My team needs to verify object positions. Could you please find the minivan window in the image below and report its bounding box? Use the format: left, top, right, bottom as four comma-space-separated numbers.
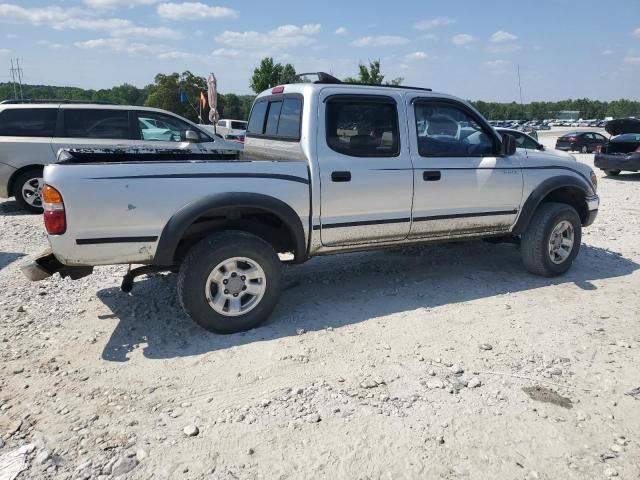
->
64, 109, 129, 139
137, 111, 209, 142
325, 97, 399, 157
0, 108, 57, 137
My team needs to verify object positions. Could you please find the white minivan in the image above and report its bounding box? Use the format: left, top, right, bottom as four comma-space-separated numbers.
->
0, 102, 241, 212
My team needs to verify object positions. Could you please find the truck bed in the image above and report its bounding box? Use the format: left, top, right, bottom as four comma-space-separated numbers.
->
45, 151, 311, 266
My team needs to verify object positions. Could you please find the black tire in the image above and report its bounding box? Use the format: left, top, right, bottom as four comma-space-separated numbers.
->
13, 168, 44, 214
604, 169, 621, 177
521, 202, 582, 277
177, 230, 283, 334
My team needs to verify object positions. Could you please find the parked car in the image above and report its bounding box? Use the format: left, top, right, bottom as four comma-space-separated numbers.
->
555, 131, 608, 153
0, 103, 241, 212
22, 74, 599, 334
594, 118, 640, 176
215, 119, 247, 143
496, 128, 575, 161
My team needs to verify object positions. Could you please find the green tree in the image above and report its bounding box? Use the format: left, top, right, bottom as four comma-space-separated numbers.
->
144, 71, 208, 123
344, 59, 385, 84
250, 57, 297, 94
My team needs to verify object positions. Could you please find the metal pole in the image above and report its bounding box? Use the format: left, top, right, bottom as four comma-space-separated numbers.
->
517, 64, 524, 120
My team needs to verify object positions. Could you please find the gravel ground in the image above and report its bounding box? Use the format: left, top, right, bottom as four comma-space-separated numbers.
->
1, 129, 639, 479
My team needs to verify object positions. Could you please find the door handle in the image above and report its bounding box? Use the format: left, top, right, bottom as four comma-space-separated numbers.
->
423, 171, 441, 181
331, 171, 351, 182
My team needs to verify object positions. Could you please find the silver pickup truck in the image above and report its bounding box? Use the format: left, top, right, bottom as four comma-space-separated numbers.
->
23, 74, 600, 333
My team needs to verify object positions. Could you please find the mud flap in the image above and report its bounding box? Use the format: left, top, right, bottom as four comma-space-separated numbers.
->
20, 249, 93, 281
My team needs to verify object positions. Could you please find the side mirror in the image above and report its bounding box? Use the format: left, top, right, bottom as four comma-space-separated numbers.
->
500, 133, 517, 156
185, 130, 199, 142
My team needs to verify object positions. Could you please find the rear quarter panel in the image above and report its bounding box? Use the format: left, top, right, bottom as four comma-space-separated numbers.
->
44, 160, 310, 265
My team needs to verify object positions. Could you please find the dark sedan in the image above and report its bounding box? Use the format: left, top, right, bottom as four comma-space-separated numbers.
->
555, 131, 608, 153
594, 118, 640, 176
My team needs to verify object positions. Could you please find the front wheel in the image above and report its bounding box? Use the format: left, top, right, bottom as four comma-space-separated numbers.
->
521, 203, 582, 277
13, 168, 44, 213
177, 231, 283, 334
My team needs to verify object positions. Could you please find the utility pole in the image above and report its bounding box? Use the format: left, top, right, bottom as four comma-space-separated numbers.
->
517, 64, 524, 120
9, 58, 24, 100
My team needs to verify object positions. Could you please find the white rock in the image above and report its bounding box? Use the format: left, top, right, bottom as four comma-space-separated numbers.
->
468, 377, 482, 388
183, 425, 199, 437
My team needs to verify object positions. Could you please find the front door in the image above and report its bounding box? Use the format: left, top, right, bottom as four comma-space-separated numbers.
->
318, 89, 414, 246
407, 97, 523, 238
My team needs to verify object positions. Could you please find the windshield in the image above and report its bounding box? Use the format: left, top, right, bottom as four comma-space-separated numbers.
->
230, 121, 247, 130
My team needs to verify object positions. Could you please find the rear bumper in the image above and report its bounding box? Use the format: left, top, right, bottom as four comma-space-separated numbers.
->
20, 249, 93, 281
594, 152, 640, 171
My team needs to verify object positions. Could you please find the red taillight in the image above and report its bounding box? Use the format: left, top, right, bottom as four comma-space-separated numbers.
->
568, 137, 577, 143
42, 184, 66, 235
271, 86, 284, 94
635, 145, 640, 153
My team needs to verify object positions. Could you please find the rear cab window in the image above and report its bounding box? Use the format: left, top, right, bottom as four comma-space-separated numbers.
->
0, 108, 58, 137
246, 95, 302, 141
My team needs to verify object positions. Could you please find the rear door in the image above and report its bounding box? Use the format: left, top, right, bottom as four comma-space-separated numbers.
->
407, 97, 523, 238
0, 107, 58, 168
51, 108, 135, 157
317, 89, 414, 246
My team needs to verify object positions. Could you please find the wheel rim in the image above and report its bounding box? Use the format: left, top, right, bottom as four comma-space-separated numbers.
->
204, 257, 267, 317
21, 177, 44, 207
548, 220, 574, 264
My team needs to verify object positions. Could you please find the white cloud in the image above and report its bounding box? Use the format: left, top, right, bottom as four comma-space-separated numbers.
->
0, 4, 134, 32
83, 0, 158, 9
420, 33, 438, 41
157, 50, 196, 59
634, 28, 640, 38
335, 26, 347, 35
483, 59, 509, 69
452, 34, 474, 45
75, 37, 164, 54
351, 35, 409, 47
624, 56, 640, 65
414, 17, 455, 31
37, 40, 64, 49
111, 26, 182, 39
406, 51, 429, 61
157, 2, 238, 20
487, 44, 521, 54
216, 24, 322, 50
0, 48, 9, 55
490, 30, 517, 43
212, 48, 242, 57
602, 49, 614, 55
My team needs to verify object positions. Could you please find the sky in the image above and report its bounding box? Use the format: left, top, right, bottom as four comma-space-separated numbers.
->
1, 0, 639, 101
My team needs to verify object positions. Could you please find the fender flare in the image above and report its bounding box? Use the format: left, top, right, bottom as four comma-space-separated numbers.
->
153, 192, 307, 265
512, 175, 592, 235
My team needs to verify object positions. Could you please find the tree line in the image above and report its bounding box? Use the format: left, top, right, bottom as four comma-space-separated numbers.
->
1, 58, 638, 122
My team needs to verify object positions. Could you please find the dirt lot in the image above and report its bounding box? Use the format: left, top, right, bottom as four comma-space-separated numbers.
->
1, 130, 639, 479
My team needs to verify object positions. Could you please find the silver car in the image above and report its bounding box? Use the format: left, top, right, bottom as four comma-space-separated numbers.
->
0, 102, 241, 212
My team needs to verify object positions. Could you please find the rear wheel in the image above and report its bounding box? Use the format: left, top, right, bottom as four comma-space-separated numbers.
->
13, 168, 44, 214
177, 231, 283, 334
521, 202, 582, 277
604, 169, 621, 176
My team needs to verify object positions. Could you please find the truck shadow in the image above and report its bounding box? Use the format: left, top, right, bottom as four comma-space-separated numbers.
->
601, 173, 640, 182
97, 241, 638, 362
0, 200, 35, 217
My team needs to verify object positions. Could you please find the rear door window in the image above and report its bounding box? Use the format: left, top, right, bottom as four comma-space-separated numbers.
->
325, 96, 399, 157
64, 109, 130, 139
0, 108, 57, 137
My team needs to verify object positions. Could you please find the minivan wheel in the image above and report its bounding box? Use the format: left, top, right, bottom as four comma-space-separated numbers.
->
521, 202, 582, 277
14, 169, 45, 214
177, 230, 283, 334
